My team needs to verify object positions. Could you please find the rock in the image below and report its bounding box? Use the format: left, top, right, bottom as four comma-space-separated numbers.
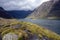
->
10, 24, 22, 29
3, 33, 18, 40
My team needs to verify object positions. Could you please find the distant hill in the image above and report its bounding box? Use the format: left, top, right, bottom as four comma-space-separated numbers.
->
0, 7, 32, 19
0, 7, 13, 19
7, 10, 32, 19
27, 0, 60, 19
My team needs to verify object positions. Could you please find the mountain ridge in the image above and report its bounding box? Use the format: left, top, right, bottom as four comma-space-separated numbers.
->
0, 7, 33, 19
27, 0, 60, 19
0, 7, 13, 19
7, 10, 32, 19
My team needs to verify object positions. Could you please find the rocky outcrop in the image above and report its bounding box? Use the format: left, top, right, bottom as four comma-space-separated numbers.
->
3, 33, 18, 40
27, 0, 60, 19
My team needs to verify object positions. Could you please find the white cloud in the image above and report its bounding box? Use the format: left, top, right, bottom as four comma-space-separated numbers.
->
0, 0, 50, 10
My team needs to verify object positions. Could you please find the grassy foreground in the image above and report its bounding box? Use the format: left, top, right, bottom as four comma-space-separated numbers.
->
0, 18, 60, 40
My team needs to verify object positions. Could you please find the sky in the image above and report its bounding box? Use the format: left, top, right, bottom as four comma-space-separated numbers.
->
0, 0, 50, 10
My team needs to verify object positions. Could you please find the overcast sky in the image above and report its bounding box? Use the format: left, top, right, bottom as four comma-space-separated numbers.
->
0, 0, 50, 10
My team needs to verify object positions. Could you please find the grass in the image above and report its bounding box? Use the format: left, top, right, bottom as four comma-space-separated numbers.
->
0, 19, 60, 40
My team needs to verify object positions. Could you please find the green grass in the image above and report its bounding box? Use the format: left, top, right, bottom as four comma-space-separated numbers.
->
0, 20, 60, 40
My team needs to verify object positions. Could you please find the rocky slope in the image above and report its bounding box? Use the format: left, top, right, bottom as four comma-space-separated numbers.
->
27, 0, 60, 19
0, 7, 13, 19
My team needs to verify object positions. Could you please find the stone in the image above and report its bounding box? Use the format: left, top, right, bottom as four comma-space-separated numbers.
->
3, 33, 18, 40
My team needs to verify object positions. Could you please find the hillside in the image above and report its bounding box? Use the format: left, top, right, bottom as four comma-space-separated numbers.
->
27, 0, 60, 19
0, 18, 60, 40
7, 10, 32, 19
0, 7, 32, 19
0, 7, 13, 19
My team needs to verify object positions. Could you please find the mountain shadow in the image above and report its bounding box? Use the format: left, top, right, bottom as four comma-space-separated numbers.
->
6, 10, 32, 19
47, 0, 60, 19
0, 7, 13, 19
0, 7, 33, 19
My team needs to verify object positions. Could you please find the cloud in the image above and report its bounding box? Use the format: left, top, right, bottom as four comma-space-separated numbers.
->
0, 0, 50, 10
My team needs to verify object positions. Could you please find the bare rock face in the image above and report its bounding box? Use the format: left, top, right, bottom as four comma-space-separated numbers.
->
3, 33, 18, 40
27, 0, 60, 19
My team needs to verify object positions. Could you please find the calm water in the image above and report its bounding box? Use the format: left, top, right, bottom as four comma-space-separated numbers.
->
19, 19, 60, 34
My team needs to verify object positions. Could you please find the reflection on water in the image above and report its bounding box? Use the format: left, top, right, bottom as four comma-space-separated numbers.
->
19, 19, 60, 34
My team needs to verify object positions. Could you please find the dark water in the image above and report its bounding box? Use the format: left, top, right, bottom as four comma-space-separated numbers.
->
19, 19, 60, 34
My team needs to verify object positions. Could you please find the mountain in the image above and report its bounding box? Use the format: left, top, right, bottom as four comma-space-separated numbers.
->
0, 7, 13, 19
7, 10, 32, 19
47, 0, 60, 19
27, 0, 60, 19
0, 7, 32, 19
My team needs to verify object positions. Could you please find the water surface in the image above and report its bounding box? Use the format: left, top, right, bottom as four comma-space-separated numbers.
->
19, 19, 60, 34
